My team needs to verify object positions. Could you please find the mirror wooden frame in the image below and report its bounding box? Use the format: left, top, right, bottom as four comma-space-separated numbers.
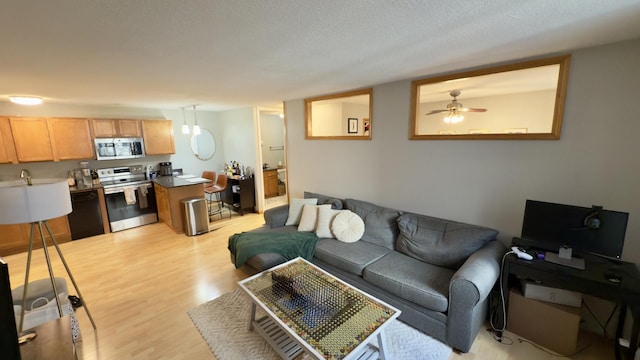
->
305, 88, 373, 140
409, 55, 571, 140
190, 128, 216, 161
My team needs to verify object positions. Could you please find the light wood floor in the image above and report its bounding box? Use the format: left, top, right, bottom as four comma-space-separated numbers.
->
4, 214, 615, 359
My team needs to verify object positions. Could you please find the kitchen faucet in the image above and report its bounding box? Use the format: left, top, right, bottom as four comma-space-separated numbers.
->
19, 169, 32, 185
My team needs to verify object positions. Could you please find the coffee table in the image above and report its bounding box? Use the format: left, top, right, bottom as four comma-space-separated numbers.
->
238, 257, 400, 360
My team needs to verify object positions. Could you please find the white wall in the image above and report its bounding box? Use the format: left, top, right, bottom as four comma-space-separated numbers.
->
311, 102, 369, 136
218, 107, 259, 176
419, 90, 556, 134
285, 39, 640, 263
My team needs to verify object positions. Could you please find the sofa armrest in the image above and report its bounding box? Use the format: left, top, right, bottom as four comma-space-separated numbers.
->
264, 204, 290, 228
447, 240, 506, 352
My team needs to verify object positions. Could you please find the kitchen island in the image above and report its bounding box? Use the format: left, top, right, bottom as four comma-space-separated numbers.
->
152, 176, 211, 234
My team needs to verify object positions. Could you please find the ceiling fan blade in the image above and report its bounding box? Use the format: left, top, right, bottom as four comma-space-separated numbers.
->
460, 108, 487, 113
426, 109, 448, 115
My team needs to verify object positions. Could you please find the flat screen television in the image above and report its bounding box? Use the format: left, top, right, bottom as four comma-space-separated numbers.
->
520, 200, 629, 259
0, 257, 21, 359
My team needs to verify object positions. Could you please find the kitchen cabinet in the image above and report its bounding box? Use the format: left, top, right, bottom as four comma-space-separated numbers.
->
263, 169, 279, 198
154, 184, 171, 228
142, 120, 175, 155
118, 119, 142, 137
9, 117, 55, 162
0, 117, 18, 164
153, 181, 203, 233
8, 117, 94, 162
0, 216, 71, 257
91, 118, 142, 137
48, 118, 95, 160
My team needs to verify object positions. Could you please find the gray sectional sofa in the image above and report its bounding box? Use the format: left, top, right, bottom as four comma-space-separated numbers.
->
231, 192, 505, 352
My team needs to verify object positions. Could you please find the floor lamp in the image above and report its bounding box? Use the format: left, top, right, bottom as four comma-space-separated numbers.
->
0, 177, 96, 333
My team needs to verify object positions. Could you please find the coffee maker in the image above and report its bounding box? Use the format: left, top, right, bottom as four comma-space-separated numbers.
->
159, 162, 173, 176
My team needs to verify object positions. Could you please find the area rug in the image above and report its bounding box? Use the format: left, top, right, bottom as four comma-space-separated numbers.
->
188, 289, 452, 360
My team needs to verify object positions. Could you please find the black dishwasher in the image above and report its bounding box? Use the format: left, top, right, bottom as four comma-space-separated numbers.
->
69, 190, 105, 240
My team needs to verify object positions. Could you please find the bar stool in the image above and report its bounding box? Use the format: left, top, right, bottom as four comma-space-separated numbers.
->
209, 174, 229, 219
202, 171, 216, 216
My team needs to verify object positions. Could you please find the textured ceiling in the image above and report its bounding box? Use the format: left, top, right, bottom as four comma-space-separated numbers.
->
1, 1, 640, 111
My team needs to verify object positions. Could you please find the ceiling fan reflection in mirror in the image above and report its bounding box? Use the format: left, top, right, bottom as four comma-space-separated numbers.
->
426, 89, 487, 123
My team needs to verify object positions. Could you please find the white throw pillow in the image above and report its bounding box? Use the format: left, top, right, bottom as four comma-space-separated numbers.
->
331, 211, 365, 243
285, 198, 318, 226
298, 204, 330, 231
315, 206, 343, 238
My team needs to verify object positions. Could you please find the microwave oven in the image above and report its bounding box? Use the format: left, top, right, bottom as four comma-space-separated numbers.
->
95, 138, 145, 160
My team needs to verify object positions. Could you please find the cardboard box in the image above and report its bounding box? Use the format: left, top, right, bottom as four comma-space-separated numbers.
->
522, 280, 582, 307
507, 288, 581, 355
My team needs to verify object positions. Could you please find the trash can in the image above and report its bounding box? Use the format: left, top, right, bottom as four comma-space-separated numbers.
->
181, 197, 209, 236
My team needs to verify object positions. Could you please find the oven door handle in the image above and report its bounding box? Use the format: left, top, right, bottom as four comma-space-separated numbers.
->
103, 183, 152, 195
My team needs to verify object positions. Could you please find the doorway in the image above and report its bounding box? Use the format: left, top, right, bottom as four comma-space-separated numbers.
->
258, 107, 288, 211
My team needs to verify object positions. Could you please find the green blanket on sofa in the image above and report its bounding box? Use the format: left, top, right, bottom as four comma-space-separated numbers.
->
228, 231, 319, 269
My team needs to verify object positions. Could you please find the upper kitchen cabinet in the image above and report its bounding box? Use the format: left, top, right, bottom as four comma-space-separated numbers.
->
0, 117, 18, 164
142, 120, 175, 155
48, 118, 95, 160
9, 117, 55, 162
91, 118, 142, 137
8, 117, 94, 162
118, 119, 142, 137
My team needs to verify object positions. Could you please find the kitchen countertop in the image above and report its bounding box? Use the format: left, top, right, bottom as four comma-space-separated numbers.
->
152, 175, 211, 188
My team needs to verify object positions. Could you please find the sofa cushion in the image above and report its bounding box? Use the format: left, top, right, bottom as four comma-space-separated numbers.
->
331, 211, 365, 243
396, 213, 498, 269
313, 238, 391, 276
304, 191, 343, 210
343, 198, 402, 249
285, 198, 318, 226
363, 251, 455, 312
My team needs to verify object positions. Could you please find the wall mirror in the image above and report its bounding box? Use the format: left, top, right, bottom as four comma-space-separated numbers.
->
305, 88, 372, 140
191, 129, 216, 160
410, 55, 571, 140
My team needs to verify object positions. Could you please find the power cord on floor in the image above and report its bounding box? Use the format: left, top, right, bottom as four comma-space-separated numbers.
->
488, 250, 516, 344
486, 327, 513, 345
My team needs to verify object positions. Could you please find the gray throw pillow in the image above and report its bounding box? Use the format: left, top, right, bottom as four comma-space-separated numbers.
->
343, 198, 402, 249
304, 191, 343, 210
396, 213, 498, 269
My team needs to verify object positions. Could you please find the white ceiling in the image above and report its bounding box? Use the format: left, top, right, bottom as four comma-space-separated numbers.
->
1, 1, 640, 111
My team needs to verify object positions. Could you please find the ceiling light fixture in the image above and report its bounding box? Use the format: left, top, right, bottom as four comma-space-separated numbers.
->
443, 109, 464, 124
9, 96, 43, 106
192, 105, 201, 136
181, 107, 190, 134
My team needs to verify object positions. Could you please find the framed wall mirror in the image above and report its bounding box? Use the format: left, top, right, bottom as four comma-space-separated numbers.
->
410, 55, 571, 140
305, 88, 372, 140
191, 129, 216, 160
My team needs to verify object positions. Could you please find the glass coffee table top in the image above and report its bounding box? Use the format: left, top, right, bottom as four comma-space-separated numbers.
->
239, 258, 399, 359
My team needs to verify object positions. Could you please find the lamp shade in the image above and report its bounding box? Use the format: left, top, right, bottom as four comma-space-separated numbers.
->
0, 179, 72, 224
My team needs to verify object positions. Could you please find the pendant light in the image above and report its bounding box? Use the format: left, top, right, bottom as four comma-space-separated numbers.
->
181, 107, 190, 134
192, 105, 201, 135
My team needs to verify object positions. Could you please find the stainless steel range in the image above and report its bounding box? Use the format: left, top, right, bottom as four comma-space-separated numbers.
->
97, 165, 158, 232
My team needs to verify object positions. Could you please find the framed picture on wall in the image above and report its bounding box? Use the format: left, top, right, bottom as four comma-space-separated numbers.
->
348, 118, 358, 133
